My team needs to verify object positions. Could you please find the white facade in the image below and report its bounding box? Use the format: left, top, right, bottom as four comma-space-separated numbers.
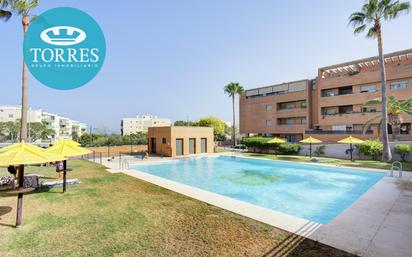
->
121, 115, 171, 135
0, 105, 87, 142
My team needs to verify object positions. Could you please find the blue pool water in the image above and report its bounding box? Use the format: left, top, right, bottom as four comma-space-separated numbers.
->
131, 156, 385, 224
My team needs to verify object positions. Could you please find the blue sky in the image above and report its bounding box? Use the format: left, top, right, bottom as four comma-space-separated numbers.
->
1, 0, 411, 133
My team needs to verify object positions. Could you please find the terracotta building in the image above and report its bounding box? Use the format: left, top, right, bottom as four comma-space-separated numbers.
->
240, 48, 412, 142
148, 126, 214, 157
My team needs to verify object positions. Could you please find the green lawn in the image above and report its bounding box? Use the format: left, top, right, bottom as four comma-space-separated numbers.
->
242, 152, 412, 171
0, 160, 355, 257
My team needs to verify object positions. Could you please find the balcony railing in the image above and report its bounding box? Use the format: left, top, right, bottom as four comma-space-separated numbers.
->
321, 92, 353, 97
305, 130, 373, 135
321, 111, 381, 117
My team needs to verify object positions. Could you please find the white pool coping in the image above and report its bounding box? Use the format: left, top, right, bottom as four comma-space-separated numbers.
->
100, 154, 412, 257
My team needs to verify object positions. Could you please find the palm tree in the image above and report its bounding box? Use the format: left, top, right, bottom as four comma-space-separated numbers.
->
363, 96, 412, 141
349, 0, 411, 162
2, 0, 39, 142
224, 82, 244, 147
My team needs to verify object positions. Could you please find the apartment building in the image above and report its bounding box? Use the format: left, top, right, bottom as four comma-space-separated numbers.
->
121, 115, 171, 136
240, 80, 311, 142
0, 105, 88, 142
240, 48, 412, 142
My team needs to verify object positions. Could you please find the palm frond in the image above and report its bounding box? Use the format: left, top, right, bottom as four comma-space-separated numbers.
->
348, 12, 366, 27
362, 114, 381, 133
366, 27, 378, 38
354, 24, 368, 34
0, 9, 11, 20
364, 98, 382, 105
386, 1, 411, 19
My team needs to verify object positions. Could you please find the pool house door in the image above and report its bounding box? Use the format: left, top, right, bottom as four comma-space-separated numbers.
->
151, 137, 157, 154
176, 139, 184, 156
201, 138, 207, 153
189, 138, 196, 154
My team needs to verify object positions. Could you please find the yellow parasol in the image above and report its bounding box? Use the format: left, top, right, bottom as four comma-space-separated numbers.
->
300, 136, 323, 158
0, 141, 64, 166
0, 142, 46, 154
267, 137, 287, 144
338, 136, 364, 161
45, 140, 92, 193
0, 141, 66, 227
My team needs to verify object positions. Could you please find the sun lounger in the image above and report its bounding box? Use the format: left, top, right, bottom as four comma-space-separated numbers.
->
42, 179, 80, 189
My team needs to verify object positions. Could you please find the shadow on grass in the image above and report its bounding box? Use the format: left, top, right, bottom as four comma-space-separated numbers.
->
0, 206, 14, 228
261, 222, 357, 257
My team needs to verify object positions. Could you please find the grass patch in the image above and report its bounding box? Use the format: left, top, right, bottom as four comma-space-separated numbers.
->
0, 160, 356, 256
243, 152, 412, 171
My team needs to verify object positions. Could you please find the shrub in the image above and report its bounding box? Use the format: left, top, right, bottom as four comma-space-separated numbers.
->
243, 137, 281, 150
277, 143, 301, 155
394, 144, 412, 162
314, 145, 325, 156
242, 137, 300, 154
356, 140, 382, 160
243, 137, 271, 149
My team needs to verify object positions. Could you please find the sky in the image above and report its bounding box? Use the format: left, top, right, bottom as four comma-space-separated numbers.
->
1, 0, 412, 133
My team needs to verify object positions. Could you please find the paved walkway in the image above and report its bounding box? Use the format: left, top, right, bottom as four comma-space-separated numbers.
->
98, 154, 412, 257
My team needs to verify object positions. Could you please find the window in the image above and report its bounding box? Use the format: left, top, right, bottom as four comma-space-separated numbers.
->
323, 107, 338, 115
362, 107, 377, 113
8, 114, 13, 118
332, 125, 347, 131
162, 138, 166, 144
338, 86, 353, 95
301, 117, 307, 124
285, 118, 294, 125
360, 84, 377, 93
300, 101, 307, 108
266, 104, 272, 111
266, 120, 272, 126
391, 80, 409, 90
321, 89, 336, 97
338, 105, 353, 114
311, 79, 317, 90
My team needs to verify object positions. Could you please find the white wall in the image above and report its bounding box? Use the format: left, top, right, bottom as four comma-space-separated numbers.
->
300, 141, 412, 162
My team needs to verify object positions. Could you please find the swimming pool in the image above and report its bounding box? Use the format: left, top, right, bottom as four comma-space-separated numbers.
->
131, 156, 385, 224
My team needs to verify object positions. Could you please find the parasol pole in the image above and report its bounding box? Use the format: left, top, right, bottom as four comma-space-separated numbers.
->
63, 160, 67, 193
350, 143, 353, 162
309, 143, 312, 158
15, 164, 24, 227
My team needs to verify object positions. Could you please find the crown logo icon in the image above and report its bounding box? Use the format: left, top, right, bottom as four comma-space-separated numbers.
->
40, 26, 87, 46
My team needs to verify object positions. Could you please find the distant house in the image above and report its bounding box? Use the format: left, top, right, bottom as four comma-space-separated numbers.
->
0, 105, 87, 142
121, 115, 171, 136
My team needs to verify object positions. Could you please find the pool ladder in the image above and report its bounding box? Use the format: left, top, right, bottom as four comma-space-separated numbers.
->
390, 161, 403, 178
120, 159, 129, 170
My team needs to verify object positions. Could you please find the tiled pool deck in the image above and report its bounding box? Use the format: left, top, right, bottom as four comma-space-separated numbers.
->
100, 154, 412, 257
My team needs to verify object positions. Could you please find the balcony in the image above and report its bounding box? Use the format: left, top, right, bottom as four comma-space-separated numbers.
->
321, 86, 353, 97
305, 129, 373, 135
319, 111, 382, 126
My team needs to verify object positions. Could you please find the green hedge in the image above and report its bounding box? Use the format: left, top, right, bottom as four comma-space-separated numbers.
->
277, 143, 301, 155
356, 140, 382, 160
394, 144, 412, 162
243, 137, 301, 155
